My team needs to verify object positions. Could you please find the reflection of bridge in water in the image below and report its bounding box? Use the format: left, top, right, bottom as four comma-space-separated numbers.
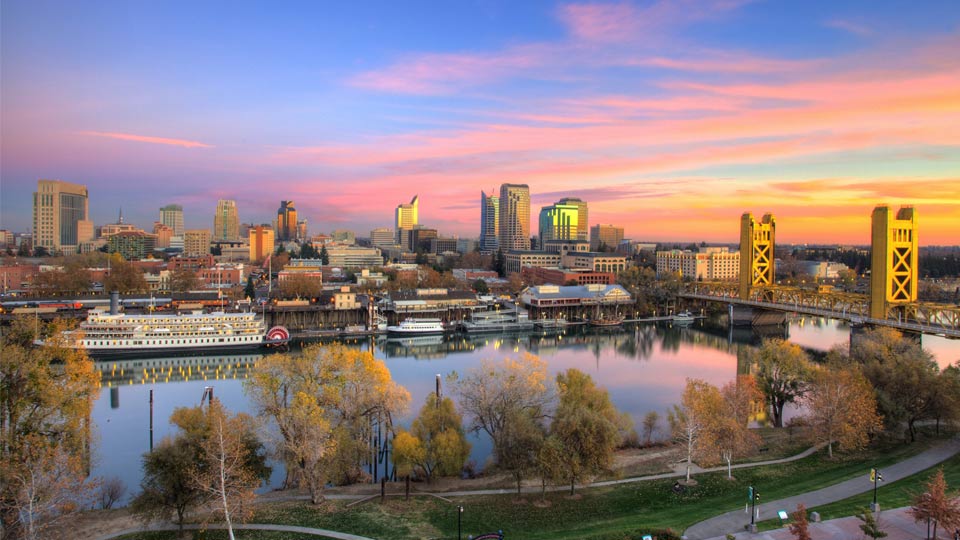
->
680, 207, 960, 339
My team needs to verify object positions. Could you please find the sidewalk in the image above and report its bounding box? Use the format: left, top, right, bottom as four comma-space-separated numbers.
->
685, 438, 960, 540
701, 506, 957, 540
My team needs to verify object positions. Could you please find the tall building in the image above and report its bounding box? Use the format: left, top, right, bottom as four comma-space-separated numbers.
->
107, 231, 157, 261
656, 247, 740, 281
395, 195, 419, 246
32, 179, 90, 255
370, 227, 395, 247
276, 201, 298, 241
538, 200, 581, 246
480, 190, 499, 253
153, 222, 174, 248
498, 184, 530, 252
557, 198, 588, 241
213, 199, 239, 241
159, 204, 184, 236
183, 229, 211, 257
249, 225, 274, 262
590, 224, 624, 251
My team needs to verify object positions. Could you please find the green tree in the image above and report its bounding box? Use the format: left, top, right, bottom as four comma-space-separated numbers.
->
244, 275, 256, 300
472, 278, 489, 295
857, 507, 888, 539
130, 436, 202, 536
409, 392, 471, 482
0, 319, 100, 539
497, 408, 545, 497
753, 339, 812, 427
319, 245, 329, 265
548, 369, 624, 495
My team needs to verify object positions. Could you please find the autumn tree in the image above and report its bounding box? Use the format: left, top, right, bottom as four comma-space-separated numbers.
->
788, 503, 811, 540
168, 267, 200, 293
245, 344, 409, 503
753, 339, 812, 427
806, 367, 883, 457
712, 376, 763, 478
668, 379, 709, 483
131, 436, 202, 535
392, 392, 470, 483
192, 400, 265, 540
547, 369, 625, 495
498, 409, 546, 496
32, 260, 92, 295
0, 319, 100, 539
910, 469, 960, 539
642, 411, 660, 446
103, 255, 148, 293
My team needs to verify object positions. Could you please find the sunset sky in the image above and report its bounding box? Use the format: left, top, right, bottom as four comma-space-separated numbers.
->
2, 0, 958, 245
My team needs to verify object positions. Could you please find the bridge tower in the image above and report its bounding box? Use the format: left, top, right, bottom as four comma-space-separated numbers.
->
870, 205, 917, 319
739, 213, 776, 300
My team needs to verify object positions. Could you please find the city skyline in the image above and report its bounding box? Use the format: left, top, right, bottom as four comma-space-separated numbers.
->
2, 1, 959, 244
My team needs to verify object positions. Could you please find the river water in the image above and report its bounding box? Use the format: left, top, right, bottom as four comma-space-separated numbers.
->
91, 318, 960, 500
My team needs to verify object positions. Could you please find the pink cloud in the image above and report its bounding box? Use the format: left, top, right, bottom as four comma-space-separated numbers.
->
823, 18, 873, 37
557, 3, 641, 42
79, 131, 213, 149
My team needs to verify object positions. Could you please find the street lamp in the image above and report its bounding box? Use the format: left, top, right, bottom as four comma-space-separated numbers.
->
457, 505, 464, 540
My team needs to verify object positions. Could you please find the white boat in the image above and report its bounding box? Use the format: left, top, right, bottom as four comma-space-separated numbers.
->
534, 318, 569, 329
38, 309, 288, 357
672, 311, 696, 324
386, 318, 446, 335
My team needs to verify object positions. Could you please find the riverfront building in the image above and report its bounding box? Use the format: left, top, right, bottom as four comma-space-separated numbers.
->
656, 247, 740, 280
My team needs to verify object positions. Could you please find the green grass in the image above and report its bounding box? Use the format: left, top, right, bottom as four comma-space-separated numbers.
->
114, 433, 954, 540
755, 450, 960, 532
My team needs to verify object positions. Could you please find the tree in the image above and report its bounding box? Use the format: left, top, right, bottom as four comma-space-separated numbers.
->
494, 249, 506, 277
0, 319, 100, 539
857, 507, 888, 539
498, 409, 546, 496
668, 379, 708, 483
452, 354, 551, 468
852, 328, 940, 441
472, 279, 489, 295
713, 376, 763, 478
788, 503, 811, 540
548, 369, 624, 495
244, 275, 256, 300
806, 367, 882, 458
910, 469, 960, 540
277, 274, 322, 299
32, 260, 92, 295
169, 267, 200, 293
642, 411, 660, 446
300, 242, 318, 259
319, 245, 329, 265
409, 393, 471, 482
753, 339, 812, 427
104, 255, 148, 293
131, 436, 203, 535
507, 272, 524, 294
192, 400, 265, 540
245, 344, 409, 503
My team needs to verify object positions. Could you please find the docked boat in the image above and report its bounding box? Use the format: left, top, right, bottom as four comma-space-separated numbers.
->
590, 317, 624, 327
37, 309, 289, 358
672, 311, 696, 325
534, 318, 569, 329
460, 308, 535, 334
386, 318, 446, 335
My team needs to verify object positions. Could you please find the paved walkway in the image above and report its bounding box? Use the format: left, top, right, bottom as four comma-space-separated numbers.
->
701, 506, 959, 540
96, 522, 377, 540
685, 438, 960, 540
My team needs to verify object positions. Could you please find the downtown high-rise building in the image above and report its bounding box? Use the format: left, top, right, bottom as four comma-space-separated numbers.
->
159, 204, 184, 236
395, 195, 419, 246
32, 179, 91, 255
538, 199, 582, 246
498, 184, 530, 252
590, 224, 624, 251
557, 197, 588, 241
276, 200, 298, 241
370, 227, 395, 247
213, 199, 239, 241
480, 190, 499, 253
249, 225, 274, 262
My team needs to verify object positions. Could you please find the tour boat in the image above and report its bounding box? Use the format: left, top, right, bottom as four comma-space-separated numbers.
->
37, 309, 289, 358
672, 311, 696, 325
589, 316, 624, 328
386, 318, 446, 335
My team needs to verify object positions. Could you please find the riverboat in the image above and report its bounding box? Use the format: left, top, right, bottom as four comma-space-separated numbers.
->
386, 318, 446, 335
36, 309, 289, 357
672, 311, 696, 325
589, 317, 624, 328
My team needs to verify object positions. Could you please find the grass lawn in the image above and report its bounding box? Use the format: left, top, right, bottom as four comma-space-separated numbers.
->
755, 449, 960, 532
113, 433, 953, 540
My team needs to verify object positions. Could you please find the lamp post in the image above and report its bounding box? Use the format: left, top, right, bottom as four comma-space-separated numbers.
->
457, 505, 463, 540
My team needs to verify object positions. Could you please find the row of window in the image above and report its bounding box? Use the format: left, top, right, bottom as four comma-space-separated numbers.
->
87, 336, 259, 347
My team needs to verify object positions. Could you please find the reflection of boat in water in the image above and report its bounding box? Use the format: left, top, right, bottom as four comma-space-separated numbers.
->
590, 317, 624, 328
39, 308, 288, 358
386, 334, 445, 347
672, 311, 696, 325
97, 353, 262, 385
386, 318, 446, 335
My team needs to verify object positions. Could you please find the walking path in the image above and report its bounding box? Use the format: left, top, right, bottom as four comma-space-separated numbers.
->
701, 506, 957, 540
96, 522, 377, 540
684, 437, 960, 539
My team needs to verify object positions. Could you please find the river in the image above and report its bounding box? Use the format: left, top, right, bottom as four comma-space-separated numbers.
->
90, 318, 960, 501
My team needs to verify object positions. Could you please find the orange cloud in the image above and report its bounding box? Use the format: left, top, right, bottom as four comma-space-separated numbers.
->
79, 131, 213, 148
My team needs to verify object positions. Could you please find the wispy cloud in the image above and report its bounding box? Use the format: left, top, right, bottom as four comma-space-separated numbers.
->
79, 131, 213, 149
823, 18, 873, 37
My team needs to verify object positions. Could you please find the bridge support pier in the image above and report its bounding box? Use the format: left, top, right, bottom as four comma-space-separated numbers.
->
729, 304, 787, 327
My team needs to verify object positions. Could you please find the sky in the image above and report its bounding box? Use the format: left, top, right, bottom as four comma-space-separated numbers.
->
1, 0, 959, 245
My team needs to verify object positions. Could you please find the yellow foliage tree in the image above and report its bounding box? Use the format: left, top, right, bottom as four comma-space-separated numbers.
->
807, 367, 883, 458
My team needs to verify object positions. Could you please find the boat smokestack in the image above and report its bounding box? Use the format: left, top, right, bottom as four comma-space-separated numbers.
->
110, 290, 120, 315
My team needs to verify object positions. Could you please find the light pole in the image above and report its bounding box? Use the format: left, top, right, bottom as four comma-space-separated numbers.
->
457, 505, 463, 540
